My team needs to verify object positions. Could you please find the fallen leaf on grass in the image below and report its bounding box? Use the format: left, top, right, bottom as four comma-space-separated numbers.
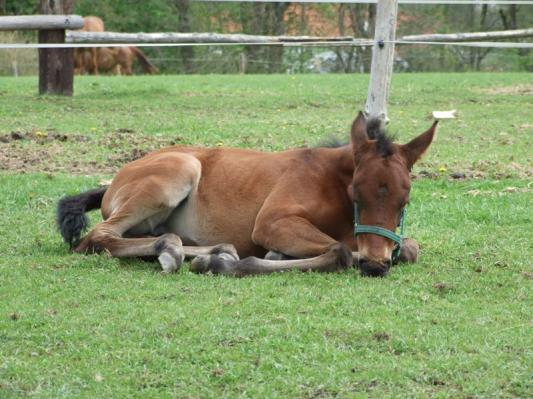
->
372, 332, 390, 342
450, 172, 466, 179
466, 189, 482, 197
433, 282, 453, 293
465, 187, 530, 197
211, 368, 224, 377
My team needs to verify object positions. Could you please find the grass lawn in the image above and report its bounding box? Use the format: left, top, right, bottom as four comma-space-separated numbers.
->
0, 73, 532, 398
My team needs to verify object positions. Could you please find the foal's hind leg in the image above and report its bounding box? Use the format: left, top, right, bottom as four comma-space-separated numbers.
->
75, 152, 202, 273
75, 204, 186, 273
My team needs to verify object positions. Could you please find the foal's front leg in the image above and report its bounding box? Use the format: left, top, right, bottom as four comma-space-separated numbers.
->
190, 244, 351, 277
396, 237, 419, 264
190, 215, 354, 276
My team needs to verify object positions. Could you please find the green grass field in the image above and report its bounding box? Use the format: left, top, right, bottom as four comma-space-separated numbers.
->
0, 73, 532, 398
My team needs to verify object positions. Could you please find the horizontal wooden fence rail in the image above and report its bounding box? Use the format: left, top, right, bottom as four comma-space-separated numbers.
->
66, 31, 364, 44
402, 28, 533, 42
0, 15, 84, 31
65, 28, 533, 45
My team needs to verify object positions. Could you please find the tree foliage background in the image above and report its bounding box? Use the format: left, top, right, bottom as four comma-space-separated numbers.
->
1, 0, 531, 74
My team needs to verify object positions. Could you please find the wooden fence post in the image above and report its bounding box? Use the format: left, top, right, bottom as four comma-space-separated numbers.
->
365, 0, 398, 123
38, 0, 75, 96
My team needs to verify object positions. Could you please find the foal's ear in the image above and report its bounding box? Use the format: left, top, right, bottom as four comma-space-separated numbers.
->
401, 120, 438, 169
350, 111, 368, 154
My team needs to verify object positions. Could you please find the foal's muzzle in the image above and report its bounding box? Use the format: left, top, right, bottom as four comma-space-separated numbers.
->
357, 257, 391, 277
353, 202, 407, 267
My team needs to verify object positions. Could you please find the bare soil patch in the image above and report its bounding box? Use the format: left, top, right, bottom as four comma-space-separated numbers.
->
1, 130, 531, 179
478, 84, 533, 96
0, 130, 180, 175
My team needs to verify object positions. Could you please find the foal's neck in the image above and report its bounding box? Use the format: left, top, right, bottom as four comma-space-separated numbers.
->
329, 145, 355, 186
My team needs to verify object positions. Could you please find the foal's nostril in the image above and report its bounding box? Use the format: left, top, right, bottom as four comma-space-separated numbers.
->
358, 258, 390, 277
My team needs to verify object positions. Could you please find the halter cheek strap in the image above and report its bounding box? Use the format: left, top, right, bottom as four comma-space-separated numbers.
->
354, 203, 406, 262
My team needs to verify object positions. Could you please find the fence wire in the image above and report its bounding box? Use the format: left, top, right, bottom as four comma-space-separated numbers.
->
0, 40, 531, 49
197, 0, 533, 4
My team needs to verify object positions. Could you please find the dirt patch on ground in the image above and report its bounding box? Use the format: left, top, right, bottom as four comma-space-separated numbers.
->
0, 130, 89, 144
0, 130, 181, 175
413, 158, 533, 180
1, 130, 532, 179
478, 84, 533, 96
412, 164, 533, 180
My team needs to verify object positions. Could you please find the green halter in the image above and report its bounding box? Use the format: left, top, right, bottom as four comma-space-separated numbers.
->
354, 203, 406, 262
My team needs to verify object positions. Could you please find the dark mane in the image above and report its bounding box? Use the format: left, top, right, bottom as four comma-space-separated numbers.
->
366, 118, 396, 157
315, 137, 348, 149
315, 118, 396, 156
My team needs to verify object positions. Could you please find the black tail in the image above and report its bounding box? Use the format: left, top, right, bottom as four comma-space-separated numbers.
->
57, 187, 107, 248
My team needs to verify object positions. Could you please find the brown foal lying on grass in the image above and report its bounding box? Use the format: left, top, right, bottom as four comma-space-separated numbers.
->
57, 112, 436, 277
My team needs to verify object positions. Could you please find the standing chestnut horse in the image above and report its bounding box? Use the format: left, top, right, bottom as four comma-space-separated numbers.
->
57, 113, 437, 277
74, 16, 157, 75
75, 46, 158, 75
74, 16, 104, 75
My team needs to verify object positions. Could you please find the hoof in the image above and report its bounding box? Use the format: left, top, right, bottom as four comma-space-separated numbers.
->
321, 243, 353, 272
158, 250, 183, 273
396, 238, 419, 264
210, 244, 240, 261
190, 255, 211, 274
155, 234, 184, 273
209, 253, 239, 276
264, 251, 295, 261
190, 253, 239, 276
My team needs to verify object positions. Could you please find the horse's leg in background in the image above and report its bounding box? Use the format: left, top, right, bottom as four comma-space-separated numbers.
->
123, 64, 133, 75
91, 48, 99, 75
119, 48, 134, 75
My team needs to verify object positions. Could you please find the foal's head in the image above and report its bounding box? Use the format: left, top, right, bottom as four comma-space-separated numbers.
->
350, 112, 437, 276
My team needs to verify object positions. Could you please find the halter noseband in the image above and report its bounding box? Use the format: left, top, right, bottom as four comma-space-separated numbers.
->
354, 203, 406, 262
